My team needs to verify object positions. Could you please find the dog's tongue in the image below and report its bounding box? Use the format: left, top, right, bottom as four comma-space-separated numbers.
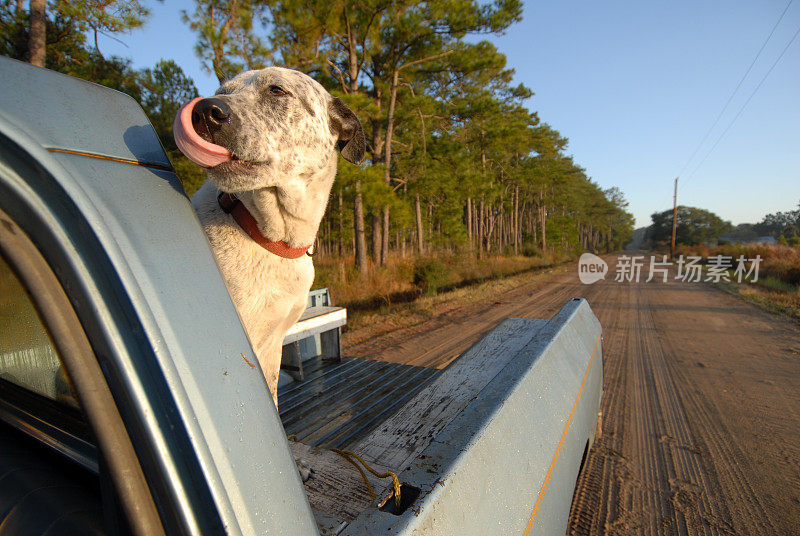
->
173, 97, 233, 168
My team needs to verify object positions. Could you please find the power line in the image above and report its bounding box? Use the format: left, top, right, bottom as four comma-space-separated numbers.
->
684, 21, 800, 185
650, 3, 796, 222
676, 0, 795, 179
652, 2, 795, 217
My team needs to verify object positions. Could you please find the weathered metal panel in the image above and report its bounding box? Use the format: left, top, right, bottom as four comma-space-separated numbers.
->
0, 57, 318, 536
0, 57, 170, 168
349, 318, 549, 469
342, 298, 603, 536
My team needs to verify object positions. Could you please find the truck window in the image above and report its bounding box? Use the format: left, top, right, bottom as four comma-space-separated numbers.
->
0, 145, 164, 536
0, 235, 113, 535
0, 252, 79, 408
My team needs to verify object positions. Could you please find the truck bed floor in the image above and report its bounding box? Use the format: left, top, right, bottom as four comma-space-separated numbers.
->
277, 357, 441, 450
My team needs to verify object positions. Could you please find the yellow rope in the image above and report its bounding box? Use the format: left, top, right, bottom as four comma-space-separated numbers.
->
331, 450, 376, 501
287, 434, 297, 441
331, 448, 402, 509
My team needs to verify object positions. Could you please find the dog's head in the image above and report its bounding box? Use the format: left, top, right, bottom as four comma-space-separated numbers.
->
174, 66, 365, 193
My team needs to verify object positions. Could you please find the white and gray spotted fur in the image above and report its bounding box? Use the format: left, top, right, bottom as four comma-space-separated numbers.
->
192, 67, 363, 408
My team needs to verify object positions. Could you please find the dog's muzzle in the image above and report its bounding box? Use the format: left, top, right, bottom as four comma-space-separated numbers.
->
173, 97, 233, 168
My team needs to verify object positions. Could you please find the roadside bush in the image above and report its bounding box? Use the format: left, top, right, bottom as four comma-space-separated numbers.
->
413, 258, 451, 296
756, 276, 796, 293
520, 241, 541, 257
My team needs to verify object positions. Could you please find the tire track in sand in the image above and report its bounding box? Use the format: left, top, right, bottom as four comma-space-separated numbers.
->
569, 262, 800, 535
646, 280, 788, 535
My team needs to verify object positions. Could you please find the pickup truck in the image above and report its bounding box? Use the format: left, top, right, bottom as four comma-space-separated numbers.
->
0, 56, 603, 536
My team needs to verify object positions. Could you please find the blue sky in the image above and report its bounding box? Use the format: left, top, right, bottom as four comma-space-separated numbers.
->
98, 0, 800, 228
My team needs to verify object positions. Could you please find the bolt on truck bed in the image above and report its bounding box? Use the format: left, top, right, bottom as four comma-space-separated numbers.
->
0, 56, 602, 536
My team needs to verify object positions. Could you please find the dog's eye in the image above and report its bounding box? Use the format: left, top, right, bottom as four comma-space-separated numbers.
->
268, 85, 287, 96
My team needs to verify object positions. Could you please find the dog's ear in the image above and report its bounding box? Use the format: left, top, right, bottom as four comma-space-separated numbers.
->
328, 97, 366, 164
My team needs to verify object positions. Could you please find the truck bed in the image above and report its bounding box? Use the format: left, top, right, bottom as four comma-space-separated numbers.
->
277, 356, 441, 450
280, 300, 601, 535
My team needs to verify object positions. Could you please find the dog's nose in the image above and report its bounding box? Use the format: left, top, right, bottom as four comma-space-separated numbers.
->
192, 98, 231, 139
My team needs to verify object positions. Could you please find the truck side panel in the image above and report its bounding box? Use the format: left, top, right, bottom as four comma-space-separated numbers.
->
343, 298, 603, 536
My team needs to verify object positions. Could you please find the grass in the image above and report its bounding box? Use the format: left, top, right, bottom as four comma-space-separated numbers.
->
309, 252, 573, 345
673, 244, 800, 320
674, 243, 800, 287
754, 275, 797, 293
719, 280, 800, 320
312, 252, 569, 311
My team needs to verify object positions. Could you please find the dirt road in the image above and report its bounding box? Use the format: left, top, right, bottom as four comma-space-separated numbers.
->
344, 257, 800, 534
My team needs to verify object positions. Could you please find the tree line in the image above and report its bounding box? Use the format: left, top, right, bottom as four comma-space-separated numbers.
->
751, 204, 800, 241
646, 201, 800, 247
646, 206, 732, 247
2, 0, 635, 273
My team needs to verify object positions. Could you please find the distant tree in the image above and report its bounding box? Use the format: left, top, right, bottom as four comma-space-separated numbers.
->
56, 0, 151, 53
182, 0, 269, 83
139, 60, 199, 151
139, 59, 207, 195
723, 223, 758, 242
29, 0, 45, 65
2, 5, 86, 68
1, 7, 143, 98
603, 187, 635, 250
753, 203, 800, 239
628, 227, 648, 250
20, 0, 150, 68
647, 206, 732, 246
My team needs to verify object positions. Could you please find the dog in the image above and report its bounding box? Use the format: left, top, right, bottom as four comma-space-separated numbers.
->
173, 67, 365, 410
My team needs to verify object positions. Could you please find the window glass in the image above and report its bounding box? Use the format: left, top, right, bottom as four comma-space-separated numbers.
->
0, 252, 79, 408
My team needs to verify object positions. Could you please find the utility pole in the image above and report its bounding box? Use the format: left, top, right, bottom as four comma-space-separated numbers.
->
670, 177, 678, 258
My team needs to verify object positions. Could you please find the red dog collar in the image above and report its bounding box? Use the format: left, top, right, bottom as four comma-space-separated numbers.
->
217, 192, 311, 259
